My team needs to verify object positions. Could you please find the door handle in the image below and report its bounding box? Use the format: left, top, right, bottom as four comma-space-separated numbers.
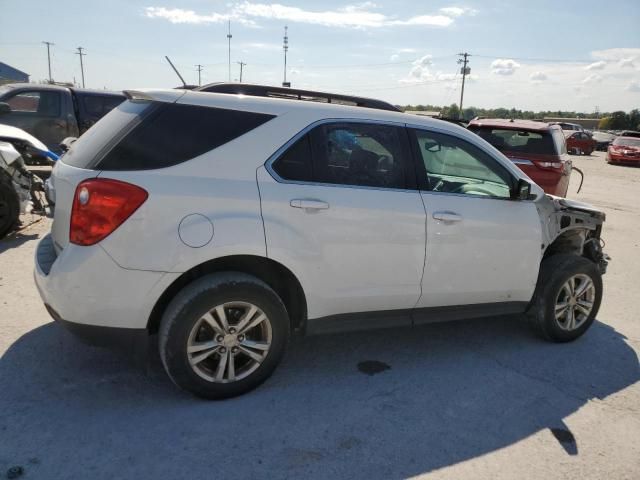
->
433, 211, 462, 223
290, 199, 330, 210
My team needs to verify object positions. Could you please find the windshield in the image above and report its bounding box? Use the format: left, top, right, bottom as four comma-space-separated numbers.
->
613, 137, 640, 147
469, 127, 557, 155
0, 85, 15, 99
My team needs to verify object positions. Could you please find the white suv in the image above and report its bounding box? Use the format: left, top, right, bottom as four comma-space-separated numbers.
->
34, 88, 608, 399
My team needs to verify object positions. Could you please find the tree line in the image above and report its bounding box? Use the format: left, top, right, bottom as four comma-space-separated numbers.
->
400, 104, 640, 130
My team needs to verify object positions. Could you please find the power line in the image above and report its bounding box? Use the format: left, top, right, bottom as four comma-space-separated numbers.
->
457, 52, 471, 117
237, 61, 246, 83
195, 64, 203, 86
42, 41, 54, 83
76, 47, 86, 88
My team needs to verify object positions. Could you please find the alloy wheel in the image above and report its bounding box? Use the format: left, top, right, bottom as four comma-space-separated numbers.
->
554, 274, 596, 331
186, 302, 272, 383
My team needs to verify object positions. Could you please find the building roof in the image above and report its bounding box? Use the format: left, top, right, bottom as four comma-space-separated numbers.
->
0, 62, 29, 81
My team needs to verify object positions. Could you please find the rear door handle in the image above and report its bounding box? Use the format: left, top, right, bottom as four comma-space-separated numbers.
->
433, 211, 462, 223
290, 199, 330, 210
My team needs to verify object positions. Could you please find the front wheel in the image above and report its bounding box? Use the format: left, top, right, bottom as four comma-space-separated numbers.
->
527, 254, 602, 342
159, 272, 290, 399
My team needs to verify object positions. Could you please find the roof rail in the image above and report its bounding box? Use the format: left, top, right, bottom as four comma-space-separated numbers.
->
194, 82, 401, 112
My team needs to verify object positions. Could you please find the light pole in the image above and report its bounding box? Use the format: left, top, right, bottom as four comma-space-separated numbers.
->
282, 26, 289, 87
227, 20, 232, 82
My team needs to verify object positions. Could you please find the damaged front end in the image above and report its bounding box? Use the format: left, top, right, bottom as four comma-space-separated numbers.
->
537, 195, 609, 274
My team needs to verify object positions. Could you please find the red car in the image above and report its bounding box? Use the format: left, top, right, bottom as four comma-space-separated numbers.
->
606, 136, 640, 165
468, 119, 572, 197
565, 131, 597, 155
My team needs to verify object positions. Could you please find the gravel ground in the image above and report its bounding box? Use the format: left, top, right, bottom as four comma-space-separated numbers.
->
0, 151, 638, 480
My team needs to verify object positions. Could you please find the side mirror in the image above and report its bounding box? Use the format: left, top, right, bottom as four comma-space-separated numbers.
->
513, 179, 532, 200
0, 102, 11, 114
424, 140, 441, 152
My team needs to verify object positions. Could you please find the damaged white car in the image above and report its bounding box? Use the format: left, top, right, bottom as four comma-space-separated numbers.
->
0, 125, 52, 238
34, 88, 608, 399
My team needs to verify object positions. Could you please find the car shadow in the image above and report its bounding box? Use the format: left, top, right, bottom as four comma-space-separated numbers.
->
0, 231, 40, 254
0, 316, 638, 479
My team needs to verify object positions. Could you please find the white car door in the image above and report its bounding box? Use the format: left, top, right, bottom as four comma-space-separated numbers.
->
408, 127, 542, 321
258, 121, 426, 330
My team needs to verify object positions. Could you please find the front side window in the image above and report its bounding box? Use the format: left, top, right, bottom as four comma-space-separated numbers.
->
5, 90, 60, 116
413, 129, 514, 199
309, 123, 410, 189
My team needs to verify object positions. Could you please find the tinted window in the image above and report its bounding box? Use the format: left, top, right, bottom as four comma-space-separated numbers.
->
98, 103, 274, 170
470, 127, 557, 155
551, 129, 567, 154
5, 90, 61, 116
309, 123, 409, 189
62, 100, 151, 169
82, 95, 125, 117
272, 134, 313, 182
413, 129, 513, 199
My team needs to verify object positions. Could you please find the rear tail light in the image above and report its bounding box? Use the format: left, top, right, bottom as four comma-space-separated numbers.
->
70, 178, 148, 246
533, 160, 563, 170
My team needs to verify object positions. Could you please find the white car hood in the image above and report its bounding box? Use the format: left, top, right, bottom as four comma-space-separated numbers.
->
0, 124, 48, 151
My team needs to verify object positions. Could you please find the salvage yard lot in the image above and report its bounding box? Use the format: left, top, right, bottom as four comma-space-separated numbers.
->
1, 152, 638, 479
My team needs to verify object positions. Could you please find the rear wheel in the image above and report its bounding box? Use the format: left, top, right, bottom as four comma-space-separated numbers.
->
527, 254, 602, 342
159, 272, 290, 399
0, 181, 20, 239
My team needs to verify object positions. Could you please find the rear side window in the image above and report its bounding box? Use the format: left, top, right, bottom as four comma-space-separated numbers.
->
551, 129, 567, 154
470, 127, 557, 155
272, 134, 313, 182
98, 103, 274, 170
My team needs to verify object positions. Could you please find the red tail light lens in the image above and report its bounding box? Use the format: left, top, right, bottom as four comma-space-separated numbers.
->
70, 178, 148, 246
532, 160, 563, 170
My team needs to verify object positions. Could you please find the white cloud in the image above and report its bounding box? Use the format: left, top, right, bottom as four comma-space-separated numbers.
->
591, 48, 640, 61
582, 74, 603, 84
491, 59, 521, 75
145, 2, 475, 29
619, 58, 636, 68
145, 7, 230, 24
585, 61, 606, 71
390, 54, 399, 61
439, 6, 477, 17
627, 80, 640, 92
530, 71, 547, 82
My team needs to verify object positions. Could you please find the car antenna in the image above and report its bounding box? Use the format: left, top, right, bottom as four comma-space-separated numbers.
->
165, 56, 187, 88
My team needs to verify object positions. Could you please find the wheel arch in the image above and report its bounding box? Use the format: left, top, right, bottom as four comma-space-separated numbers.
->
148, 255, 307, 335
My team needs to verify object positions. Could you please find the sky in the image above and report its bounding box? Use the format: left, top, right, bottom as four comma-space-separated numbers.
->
1, 0, 639, 112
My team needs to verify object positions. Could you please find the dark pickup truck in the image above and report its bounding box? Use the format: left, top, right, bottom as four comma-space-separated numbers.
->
0, 83, 125, 156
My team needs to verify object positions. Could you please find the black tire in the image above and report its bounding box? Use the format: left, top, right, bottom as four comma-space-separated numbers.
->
527, 254, 602, 342
0, 180, 20, 239
159, 272, 290, 399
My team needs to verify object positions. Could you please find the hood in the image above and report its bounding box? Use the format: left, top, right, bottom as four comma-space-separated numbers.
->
0, 124, 59, 161
546, 195, 606, 221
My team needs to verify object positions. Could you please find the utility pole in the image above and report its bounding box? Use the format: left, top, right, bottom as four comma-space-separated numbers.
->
237, 61, 246, 83
42, 41, 54, 83
76, 47, 86, 88
227, 20, 232, 82
195, 64, 203, 86
457, 52, 471, 119
282, 25, 289, 87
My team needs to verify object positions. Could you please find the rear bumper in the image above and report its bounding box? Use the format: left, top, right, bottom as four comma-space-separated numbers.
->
44, 303, 148, 351
34, 233, 179, 332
